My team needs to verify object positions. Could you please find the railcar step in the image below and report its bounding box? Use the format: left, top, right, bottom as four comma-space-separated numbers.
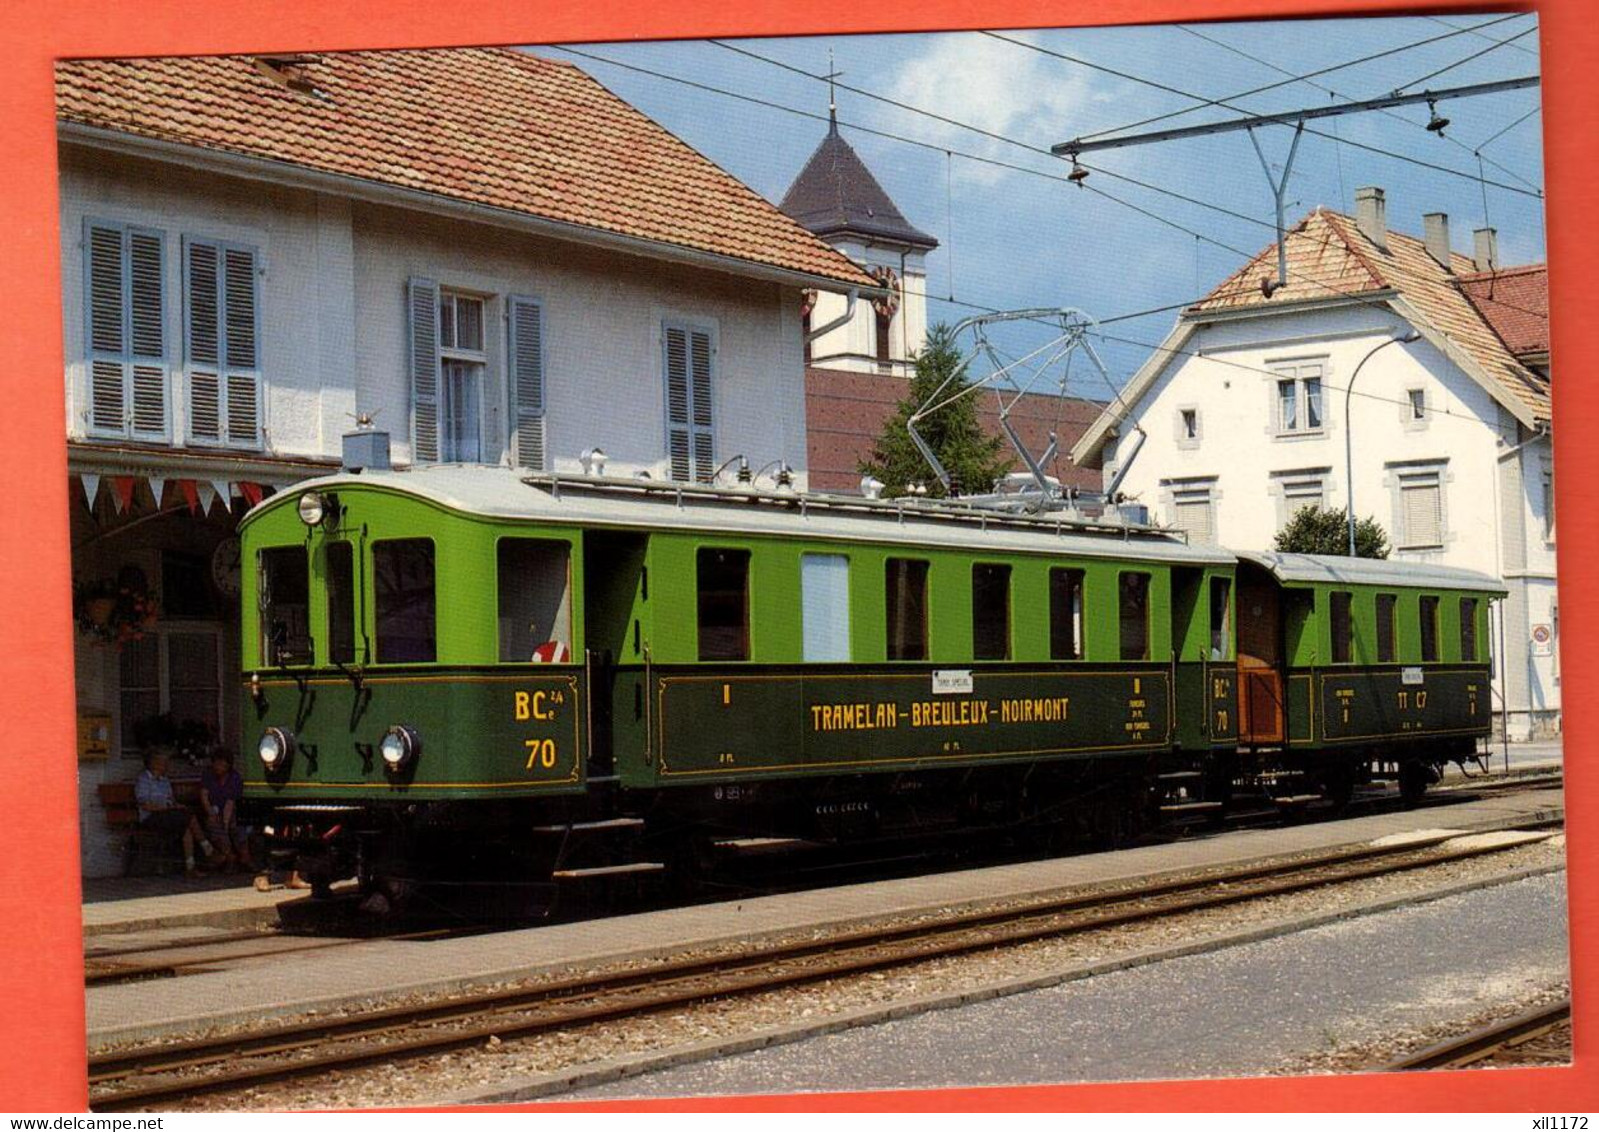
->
1159, 801, 1224, 813
1157, 771, 1205, 780
712, 837, 815, 853
533, 817, 647, 833
1272, 794, 1325, 805
551, 862, 666, 879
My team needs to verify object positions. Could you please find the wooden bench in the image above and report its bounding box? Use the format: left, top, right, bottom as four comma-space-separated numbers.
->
97, 779, 202, 876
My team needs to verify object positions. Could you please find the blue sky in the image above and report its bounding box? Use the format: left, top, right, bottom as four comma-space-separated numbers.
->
529, 15, 1543, 396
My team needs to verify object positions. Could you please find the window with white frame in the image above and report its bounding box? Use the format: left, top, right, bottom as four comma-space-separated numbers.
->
408, 278, 515, 466
184, 237, 262, 448
1404, 387, 1428, 429
1271, 360, 1325, 436
438, 291, 485, 464
1175, 406, 1201, 450
84, 219, 169, 442
1167, 479, 1217, 543
117, 625, 223, 759
1276, 471, 1327, 527
1395, 465, 1446, 549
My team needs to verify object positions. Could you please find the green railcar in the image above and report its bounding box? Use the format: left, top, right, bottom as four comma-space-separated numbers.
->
237, 466, 1502, 895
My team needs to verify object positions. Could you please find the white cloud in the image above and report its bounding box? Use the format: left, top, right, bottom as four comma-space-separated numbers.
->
866, 31, 1102, 187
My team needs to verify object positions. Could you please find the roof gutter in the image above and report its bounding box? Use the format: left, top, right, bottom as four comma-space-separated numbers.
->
59, 122, 886, 298
805, 288, 858, 342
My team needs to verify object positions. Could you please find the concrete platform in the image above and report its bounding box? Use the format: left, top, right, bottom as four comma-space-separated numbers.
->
84, 786, 1564, 1049
82, 874, 328, 938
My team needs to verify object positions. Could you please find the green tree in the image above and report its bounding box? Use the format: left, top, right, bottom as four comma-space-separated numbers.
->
859, 323, 1010, 498
1273, 505, 1391, 558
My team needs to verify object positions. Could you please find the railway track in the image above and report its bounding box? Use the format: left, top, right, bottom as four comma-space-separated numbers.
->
1387, 998, 1572, 1071
89, 819, 1560, 1111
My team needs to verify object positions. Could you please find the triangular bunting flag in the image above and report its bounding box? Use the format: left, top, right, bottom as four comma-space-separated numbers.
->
178, 480, 200, 516
211, 480, 232, 513
196, 481, 217, 514
150, 478, 166, 508
81, 474, 101, 511
111, 476, 136, 514
239, 482, 264, 508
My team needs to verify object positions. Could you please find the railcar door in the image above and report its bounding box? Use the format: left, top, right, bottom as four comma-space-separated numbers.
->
1236, 561, 1285, 745
582, 530, 651, 780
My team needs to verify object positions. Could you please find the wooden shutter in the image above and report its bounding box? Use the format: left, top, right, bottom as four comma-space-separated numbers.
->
664, 323, 714, 482
508, 296, 545, 470
86, 221, 167, 439
185, 238, 260, 446
408, 277, 440, 463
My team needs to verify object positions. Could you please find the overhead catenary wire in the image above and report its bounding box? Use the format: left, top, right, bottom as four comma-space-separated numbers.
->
1390, 26, 1538, 94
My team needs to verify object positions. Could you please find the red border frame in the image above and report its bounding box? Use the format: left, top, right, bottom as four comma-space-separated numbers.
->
1, 0, 1591, 1113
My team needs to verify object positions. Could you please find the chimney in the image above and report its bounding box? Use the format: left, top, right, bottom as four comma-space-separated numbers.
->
1354, 186, 1388, 251
1423, 213, 1452, 271
1473, 227, 1499, 273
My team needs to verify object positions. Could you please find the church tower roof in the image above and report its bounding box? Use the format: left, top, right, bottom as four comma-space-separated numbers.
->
779, 120, 939, 251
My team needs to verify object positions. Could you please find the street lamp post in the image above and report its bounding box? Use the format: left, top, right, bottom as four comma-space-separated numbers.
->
1345, 330, 1422, 555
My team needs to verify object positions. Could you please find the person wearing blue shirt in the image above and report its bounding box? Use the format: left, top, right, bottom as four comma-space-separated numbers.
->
135, 749, 215, 876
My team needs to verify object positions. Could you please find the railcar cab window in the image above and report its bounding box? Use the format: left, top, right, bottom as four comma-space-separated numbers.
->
258, 546, 310, 666
1460, 597, 1479, 662
326, 542, 357, 665
801, 553, 850, 662
1376, 593, 1398, 663
498, 539, 573, 663
1210, 577, 1232, 660
886, 558, 930, 661
1049, 568, 1085, 661
1330, 591, 1353, 664
1119, 572, 1151, 662
373, 539, 436, 663
972, 563, 1011, 661
697, 548, 750, 661
1419, 595, 1440, 663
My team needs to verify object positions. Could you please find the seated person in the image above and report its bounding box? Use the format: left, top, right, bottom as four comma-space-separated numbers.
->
135, 750, 216, 876
200, 751, 255, 872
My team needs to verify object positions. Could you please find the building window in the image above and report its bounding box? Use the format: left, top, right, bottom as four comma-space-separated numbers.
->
498, 539, 572, 663
1460, 597, 1479, 662
1272, 361, 1325, 436
1210, 577, 1232, 660
801, 554, 850, 662
1280, 475, 1326, 524
1419, 595, 1440, 662
1397, 467, 1445, 549
85, 220, 169, 442
1403, 387, 1429, 430
326, 542, 357, 665
1049, 568, 1085, 660
258, 546, 310, 666
875, 307, 892, 369
119, 627, 223, 759
665, 323, 715, 483
1330, 591, 1353, 664
972, 564, 1011, 661
1119, 572, 1151, 661
184, 237, 261, 448
696, 548, 750, 661
508, 296, 547, 471
374, 539, 436, 664
1376, 593, 1397, 663
1168, 480, 1216, 544
437, 291, 485, 463
1181, 408, 1199, 441
1543, 463, 1555, 543
886, 558, 929, 661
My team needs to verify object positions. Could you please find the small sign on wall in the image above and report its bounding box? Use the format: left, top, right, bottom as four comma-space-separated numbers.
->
78, 714, 111, 761
1531, 624, 1554, 657
932, 670, 974, 695
1401, 667, 1425, 686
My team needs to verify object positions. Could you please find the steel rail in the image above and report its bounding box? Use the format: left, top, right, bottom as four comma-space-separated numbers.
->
90, 824, 1558, 1111
1386, 998, 1571, 1070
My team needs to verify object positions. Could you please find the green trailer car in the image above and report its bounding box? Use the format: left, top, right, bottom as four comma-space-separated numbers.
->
238, 465, 1504, 898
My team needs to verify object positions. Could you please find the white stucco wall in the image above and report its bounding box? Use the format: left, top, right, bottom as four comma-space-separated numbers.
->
1101, 301, 1557, 733
807, 238, 928, 375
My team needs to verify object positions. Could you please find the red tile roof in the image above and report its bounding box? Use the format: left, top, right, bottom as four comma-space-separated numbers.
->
805, 366, 1104, 494
1188, 208, 1549, 423
55, 49, 875, 289
1457, 264, 1549, 361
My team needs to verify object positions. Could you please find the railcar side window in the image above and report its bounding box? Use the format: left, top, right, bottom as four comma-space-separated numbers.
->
1460, 597, 1479, 662
373, 539, 436, 663
326, 541, 357, 665
1049, 568, 1085, 660
258, 546, 311, 666
1376, 594, 1397, 663
498, 539, 573, 663
972, 563, 1011, 661
697, 548, 750, 661
1119, 572, 1151, 662
801, 553, 850, 662
1330, 591, 1353, 664
1209, 577, 1232, 660
885, 558, 930, 661
1419, 595, 1440, 662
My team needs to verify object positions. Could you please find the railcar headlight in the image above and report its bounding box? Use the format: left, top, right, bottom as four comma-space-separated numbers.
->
259, 727, 295, 771
379, 725, 421, 771
297, 491, 327, 526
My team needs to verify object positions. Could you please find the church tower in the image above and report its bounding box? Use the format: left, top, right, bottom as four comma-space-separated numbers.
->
779, 113, 938, 376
